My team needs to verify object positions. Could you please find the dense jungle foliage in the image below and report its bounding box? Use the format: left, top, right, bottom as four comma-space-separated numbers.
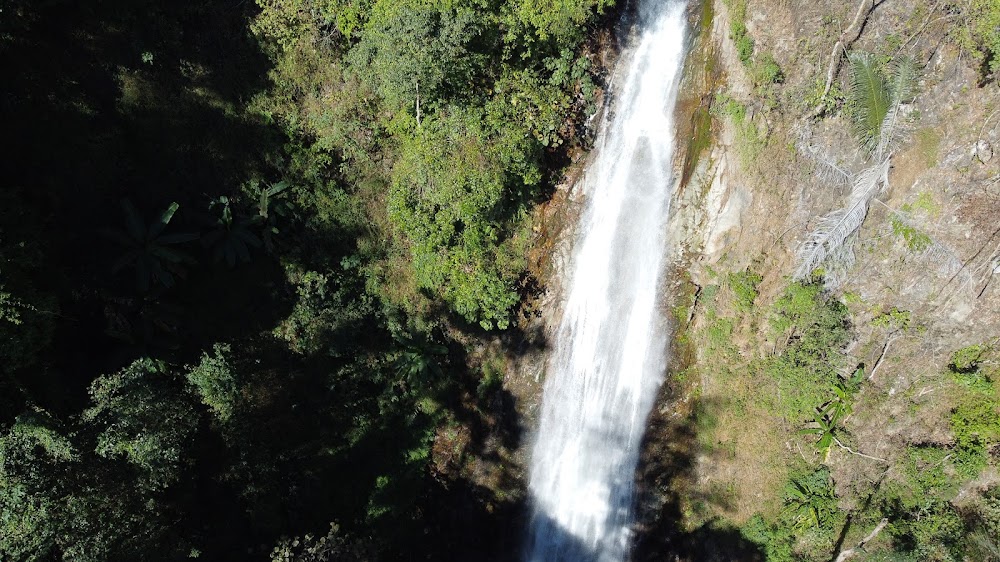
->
0, 0, 614, 559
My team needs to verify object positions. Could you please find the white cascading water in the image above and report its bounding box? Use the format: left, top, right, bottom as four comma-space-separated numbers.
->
525, 2, 687, 561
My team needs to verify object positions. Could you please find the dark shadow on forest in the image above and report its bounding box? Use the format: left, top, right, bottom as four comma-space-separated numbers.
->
2, 0, 291, 413
631, 384, 766, 561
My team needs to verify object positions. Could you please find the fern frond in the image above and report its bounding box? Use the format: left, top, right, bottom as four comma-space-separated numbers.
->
848, 52, 890, 156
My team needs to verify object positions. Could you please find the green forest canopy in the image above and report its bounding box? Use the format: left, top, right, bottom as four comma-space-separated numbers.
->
0, 0, 612, 559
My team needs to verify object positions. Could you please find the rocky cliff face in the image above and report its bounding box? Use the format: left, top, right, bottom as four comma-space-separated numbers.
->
635, 0, 1000, 559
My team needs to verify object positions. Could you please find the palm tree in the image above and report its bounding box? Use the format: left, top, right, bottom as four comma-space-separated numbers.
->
105, 200, 198, 292
796, 53, 917, 284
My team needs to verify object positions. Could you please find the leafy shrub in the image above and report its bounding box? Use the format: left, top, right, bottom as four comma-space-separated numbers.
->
871, 307, 912, 331
877, 447, 966, 560
950, 396, 1000, 479
782, 467, 839, 532
712, 92, 766, 166
949, 344, 987, 373
726, 0, 753, 66
766, 281, 850, 422
741, 514, 796, 562
186, 344, 241, 422
477, 355, 505, 399
735, 34, 755, 66
890, 214, 932, 252
956, 0, 1000, 81
275, 266, 375, 355
741, 469, 841, 562
754, 52, 784, 84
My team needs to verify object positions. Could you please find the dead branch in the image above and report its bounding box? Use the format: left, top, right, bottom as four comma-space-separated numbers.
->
868, 335, 896, 380
834, 437, 889, 463
834, 518, 890, 562
810, 0, 881, 118
892, 2, 950, 58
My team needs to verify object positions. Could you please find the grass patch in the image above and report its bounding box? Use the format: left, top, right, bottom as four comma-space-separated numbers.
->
713, 92, 767, 167
915, 128, 942, 168
889, 214, 932, 252
723, 0, 783, 98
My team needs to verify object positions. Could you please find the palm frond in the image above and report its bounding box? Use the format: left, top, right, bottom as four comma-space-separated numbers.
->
813, 154, 854, 188
875, 57, 918, 159
889, 56, 918, 107
795, 159, 890, 281
848, 52, 890, 156
820, 237, 859, 288
800, 141, 855, 188
101, 226, 138, 248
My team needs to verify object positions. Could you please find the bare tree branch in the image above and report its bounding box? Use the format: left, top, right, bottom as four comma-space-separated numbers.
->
810, 0, 882, 118
834, 518, 890, 562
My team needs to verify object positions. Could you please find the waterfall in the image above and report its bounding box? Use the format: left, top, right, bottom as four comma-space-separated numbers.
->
525, 2, 687, 560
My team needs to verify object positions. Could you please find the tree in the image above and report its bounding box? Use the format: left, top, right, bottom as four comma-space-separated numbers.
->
0, 409, 75, 561
388, 108, 526, 329
0, 187, 56, 409
270, 522, 378, 561
502, 0, 613, 43
795, 53, 917, 284
346, 1, 485, 118
82, 358, 199, 489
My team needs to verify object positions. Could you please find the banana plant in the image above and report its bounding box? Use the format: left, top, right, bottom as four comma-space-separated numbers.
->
833, 366, 865, 404
105, 200, 198, 292
202, 195, 262, 267
256, 181, 291, 252
801, 367, 865, 461
801, 401, 846, 461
